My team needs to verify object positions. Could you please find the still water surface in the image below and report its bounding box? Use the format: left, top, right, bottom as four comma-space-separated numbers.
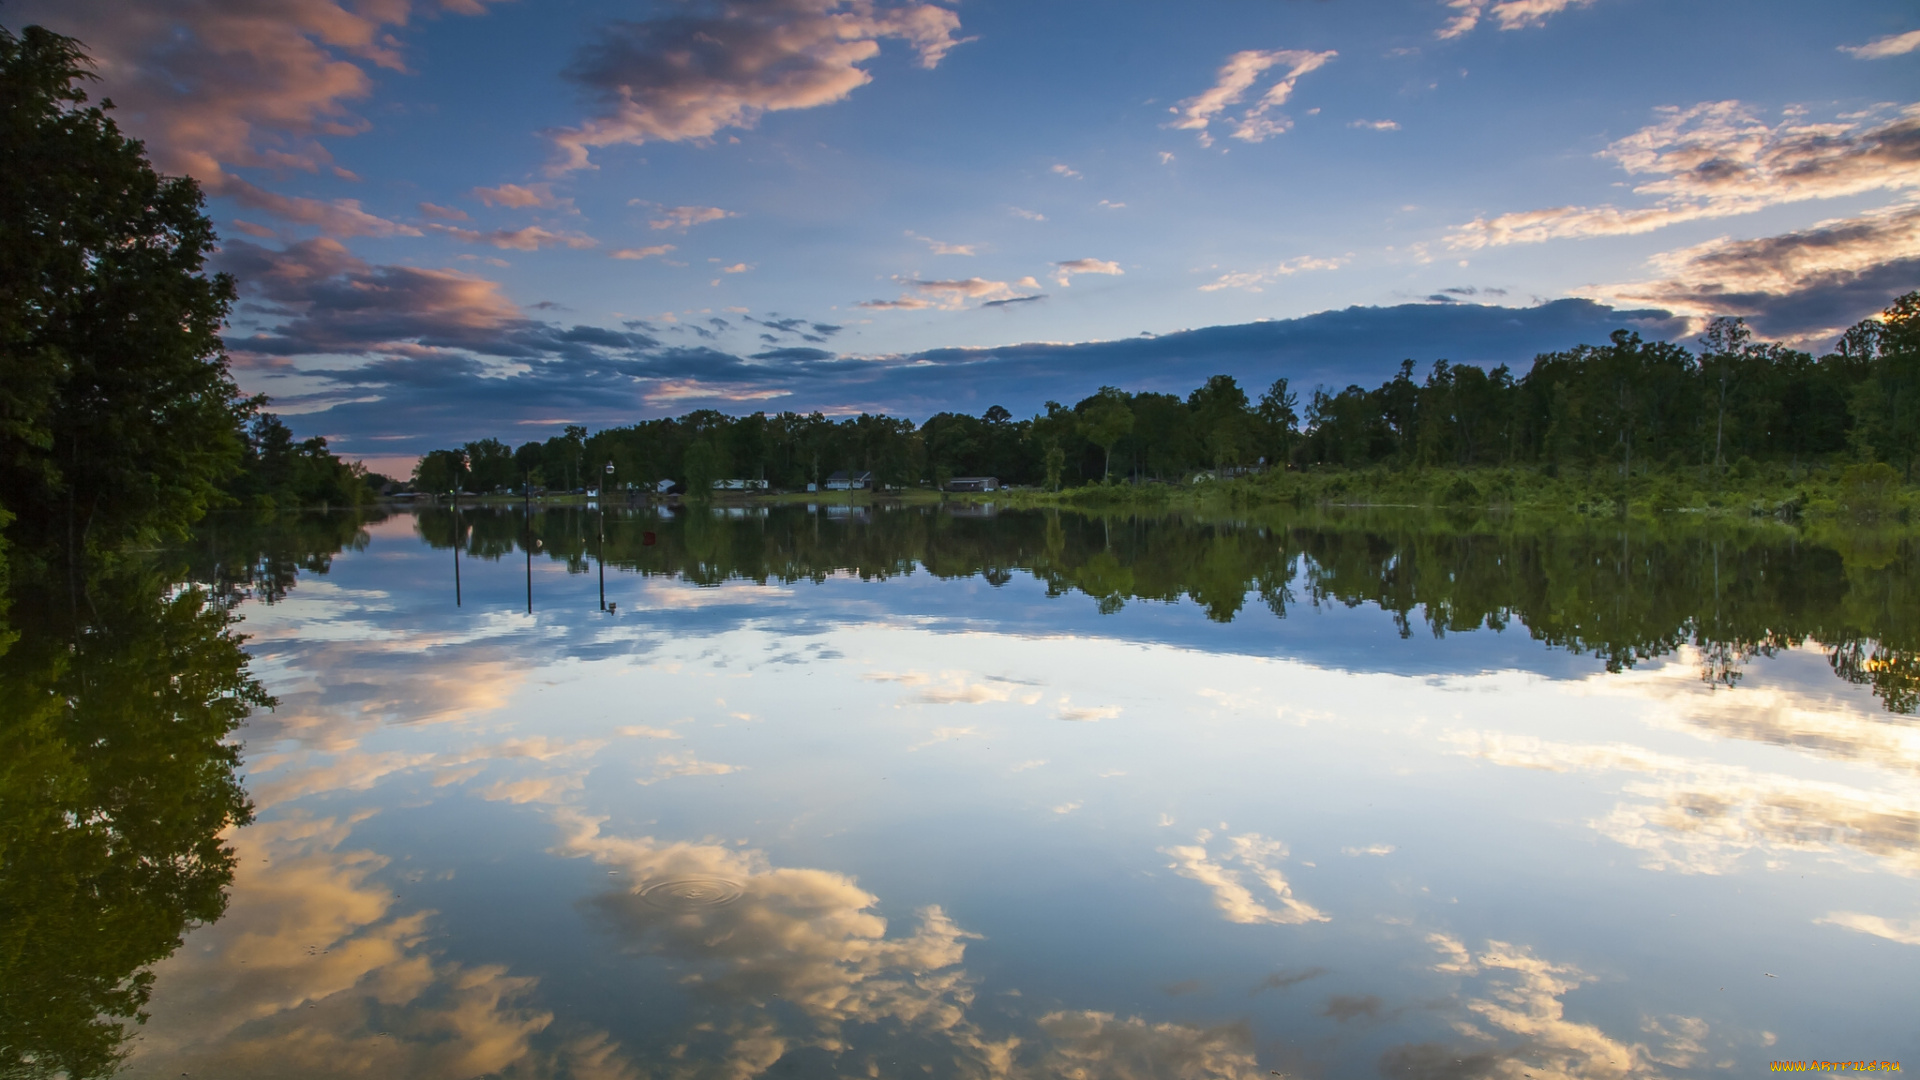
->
71, 506, 1920, 1075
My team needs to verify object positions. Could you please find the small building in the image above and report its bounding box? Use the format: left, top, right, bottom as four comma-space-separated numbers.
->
710, 478, 770, 491
945, 476, 999, 492
825, 470, 873, 490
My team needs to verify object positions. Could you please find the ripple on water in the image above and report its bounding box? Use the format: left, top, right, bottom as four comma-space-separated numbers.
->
638, 876, 746, 910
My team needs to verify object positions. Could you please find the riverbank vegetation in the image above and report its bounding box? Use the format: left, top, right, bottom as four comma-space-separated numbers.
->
415, 297, 1920, 524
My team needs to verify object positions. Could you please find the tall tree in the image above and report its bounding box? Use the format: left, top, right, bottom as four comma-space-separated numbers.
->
1, 25, 251, 566
1078, 387, 1134, 481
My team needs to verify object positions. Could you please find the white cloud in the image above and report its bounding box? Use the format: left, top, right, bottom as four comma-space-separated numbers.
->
905, 231, 977, 255
1169, 48, 1337, 146
1448, 730, 1920, 876
472, 183, 557, 209
1198, 254, 1347, 292
1816, 911, 1920, 945
636, 751, 742, 784
549, 0, 969, 170
1449, 101, 1920, 248
427, 224, 598, 251
1053, 257, 1124, 286
1010, 206, 1047, 221
1342, 844, 1396, 856
649, 205, 737, 230
1841, 29, 1920, 59
1056, 700, 1122, 721
1161, 830, 1329, 926
610, 244, 676, 261
859, 276, 1039, 311
1348, 119, 1399, 131
1436, 0, 1596, 39
1051, 163, 1083, 179
1035, 1011, 1265, 1080
1586, 200, 1920, 343
1396, 935, 1694, 1079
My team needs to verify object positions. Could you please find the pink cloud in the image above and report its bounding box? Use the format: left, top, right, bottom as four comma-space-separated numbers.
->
548, 0, 969, 171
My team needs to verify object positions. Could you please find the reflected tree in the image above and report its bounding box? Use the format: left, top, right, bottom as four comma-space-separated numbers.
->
0, 567, 265, 1077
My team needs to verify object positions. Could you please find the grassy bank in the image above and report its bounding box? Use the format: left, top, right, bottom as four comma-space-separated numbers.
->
988, 462, 1919, 527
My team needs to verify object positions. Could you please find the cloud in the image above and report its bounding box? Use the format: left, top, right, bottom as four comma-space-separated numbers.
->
906, 231, 977, 255
1161, 829, 1329, 926
1056, 700, 1121, 721
1436, 0, 1595, 39
636, 751, 741, 783
224, 179, 421, 238
417, 202, 469, 221
1053, 258, 1124, 286
1448, 730, 1920, 876
860, 276, 1037, 311
472, 183, 558, 209
122, 816, 625, 1079
1169, 48, 1337, 147
1349, 119, 1400, 131
1199, 255, 1348, 293
1011, 207, 1047, 221
1841, 29, 1920, 59
1034, 1011, 1265, 1080
12, 0, 501, 234
428, 224, 599, 251
1816, 911, 1920, 946
1384, 935, 1692, 1080
549, 0, 969, 170
649, 205, 737, 230
1586, 200, 1920, 343
1342, 844, 1396, 856
611, 244, 676, 261
1051, 163, 1083, 179
1449, 101, 1920, 248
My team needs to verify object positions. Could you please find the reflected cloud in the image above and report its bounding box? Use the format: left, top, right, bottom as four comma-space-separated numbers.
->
634, 752, 742, 785
1584, 645, 1920, 777
554, 813, 1019, 1077
1815, 910, 1920, 946
1162, 830, 1329, 926
1387, 935, 1707, 1080
1448, 732, 1920, 876
126, 816, 630, 1078
1035, 1010, 1264, 1079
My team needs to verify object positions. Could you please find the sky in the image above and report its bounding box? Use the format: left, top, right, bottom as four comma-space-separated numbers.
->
14, 0, 1920, 471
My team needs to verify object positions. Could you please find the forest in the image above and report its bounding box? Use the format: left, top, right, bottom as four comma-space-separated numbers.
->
413, 299, 1920, 500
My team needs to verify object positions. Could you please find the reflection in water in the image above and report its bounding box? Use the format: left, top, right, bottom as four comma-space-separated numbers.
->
8, 505, 1915, 1076
1449, 730, 1920, 877
0, 568, 265, 1078
425, 504, 1919, 713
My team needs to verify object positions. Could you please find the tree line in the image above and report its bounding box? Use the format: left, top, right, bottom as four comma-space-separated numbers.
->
414, 299, 1920, 498
413, 502, 1917, 715
2, 24, 378, 585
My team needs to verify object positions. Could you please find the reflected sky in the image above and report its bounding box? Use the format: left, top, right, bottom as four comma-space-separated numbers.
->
120, 508, 1918, 1078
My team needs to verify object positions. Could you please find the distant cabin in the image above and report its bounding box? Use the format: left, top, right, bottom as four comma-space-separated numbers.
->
710, 479, 769, 491
944, 476, 999, 492
825, 470, 873, 490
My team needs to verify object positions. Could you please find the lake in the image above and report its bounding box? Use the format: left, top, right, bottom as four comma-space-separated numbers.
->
9, 503, 1916, 1078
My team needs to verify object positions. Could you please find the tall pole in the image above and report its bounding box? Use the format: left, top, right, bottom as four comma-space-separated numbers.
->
524, 472, 533, 615
599, 459, 614, 612
452, 498, 462, 608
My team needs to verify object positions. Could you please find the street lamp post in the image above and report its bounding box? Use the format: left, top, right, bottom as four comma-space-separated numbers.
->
598, 460, 614, 611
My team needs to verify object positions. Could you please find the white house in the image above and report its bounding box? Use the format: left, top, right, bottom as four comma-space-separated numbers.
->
825, 470, 873, 490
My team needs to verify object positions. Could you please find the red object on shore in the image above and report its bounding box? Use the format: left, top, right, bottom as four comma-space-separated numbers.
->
643, 531, 657, 546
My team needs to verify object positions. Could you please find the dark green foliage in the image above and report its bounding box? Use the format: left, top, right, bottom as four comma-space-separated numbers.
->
0, 25, 253, 564
422, 502, 1920, 716
226, 414, 371, 509
0, 568, 265, 1077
